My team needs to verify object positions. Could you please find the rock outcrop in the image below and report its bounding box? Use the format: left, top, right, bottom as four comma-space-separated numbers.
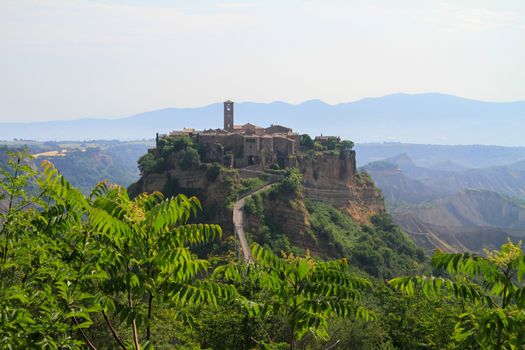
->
298, 151, 384, 223
130, 149, 385, 243
244, 192, 337, 256
129, 166, 239, 231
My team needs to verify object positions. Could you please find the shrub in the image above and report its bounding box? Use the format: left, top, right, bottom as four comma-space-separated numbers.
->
300, 134, 315, 149
206, 163, 222, 182
326, 137, 338, 150
276, 168, 302, 195
314, 142, 326, 152
341, 140, 354, 152
223, 152, 234, 167
180, 147, 201, 170
137, 152, 158, 174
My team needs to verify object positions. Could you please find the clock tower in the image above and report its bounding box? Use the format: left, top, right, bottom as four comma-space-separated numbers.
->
224, 100, 234, 131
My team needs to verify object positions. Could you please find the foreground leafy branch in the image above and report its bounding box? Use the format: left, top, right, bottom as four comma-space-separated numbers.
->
0, 152, 233, 349
215, 244, 373, 350
389, 241, 525, 349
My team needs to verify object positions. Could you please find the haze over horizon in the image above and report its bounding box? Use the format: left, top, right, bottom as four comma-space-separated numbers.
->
4, 92, 525, 123
1, 0, 524, 122
1, 93, 523, 146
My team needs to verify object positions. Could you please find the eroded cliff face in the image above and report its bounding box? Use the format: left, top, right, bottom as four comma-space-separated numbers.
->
242, 151, 386, 257
244, 193, 335, 257
298, 151, 384, 223
128, 166, 239, 231
129, 149, 385, 241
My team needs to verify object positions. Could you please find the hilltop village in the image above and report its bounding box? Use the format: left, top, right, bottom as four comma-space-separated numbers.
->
159, 100, 339, 169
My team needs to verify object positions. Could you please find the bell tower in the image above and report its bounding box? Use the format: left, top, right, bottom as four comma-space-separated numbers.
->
224, 100, 234, 131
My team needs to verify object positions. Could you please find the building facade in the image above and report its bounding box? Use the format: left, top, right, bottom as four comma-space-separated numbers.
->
168, 100, 299, 169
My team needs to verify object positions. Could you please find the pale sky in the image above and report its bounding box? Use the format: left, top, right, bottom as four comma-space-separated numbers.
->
1, 0, 524, 122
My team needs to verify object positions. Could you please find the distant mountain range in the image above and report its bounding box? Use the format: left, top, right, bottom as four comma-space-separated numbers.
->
1, 93, 524, 146
363, 153, 525, 201
354, 143, 525, 168
361, 153, 525, 252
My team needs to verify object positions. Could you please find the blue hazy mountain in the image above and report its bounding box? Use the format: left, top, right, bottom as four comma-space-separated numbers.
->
1, 93, 524, 145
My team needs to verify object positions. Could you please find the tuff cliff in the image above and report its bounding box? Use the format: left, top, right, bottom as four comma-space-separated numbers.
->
243, 190, 336, 257
297, 151, 384, 223
240, 154, 424, 277
130, 136, 386, 250
129, 132, 423, 277
130, 148, 385, 236
242, 151, 386, 257
128, 163, 240, 232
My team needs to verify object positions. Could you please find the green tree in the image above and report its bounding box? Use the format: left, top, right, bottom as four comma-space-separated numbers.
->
180, 147, 201, 170
1, 152, 103, 348
390, 240, 525, 350
300, 134, 315, 150
137, 153, 158, 175
215, 244, 373, 350
275, 168, 303, 195
340, 140, 354, 152
206, 163, 222, 182
0, 152, 234, 349
157, 135, 193, 155
326, 137, 338, 151
88, 182, 234, 349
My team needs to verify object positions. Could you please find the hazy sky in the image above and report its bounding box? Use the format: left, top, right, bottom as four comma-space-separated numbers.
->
1, 0, 524, 122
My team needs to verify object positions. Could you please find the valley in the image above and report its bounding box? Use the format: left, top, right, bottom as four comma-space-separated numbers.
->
0, 140, 152, 194
3, 1, 525, 346
362, 151, 525, 253
3, 138, 524, 255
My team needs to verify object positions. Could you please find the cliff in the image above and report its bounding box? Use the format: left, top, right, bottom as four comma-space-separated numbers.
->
127, 134, 426, 278
243, 190, 338, 257
298, 151, 384, 223
242, 151, 387, 258
128, 164, 239, 232
130, 149, 385, 237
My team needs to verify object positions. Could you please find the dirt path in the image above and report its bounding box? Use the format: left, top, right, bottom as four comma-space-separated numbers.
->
232, 183, 275, 262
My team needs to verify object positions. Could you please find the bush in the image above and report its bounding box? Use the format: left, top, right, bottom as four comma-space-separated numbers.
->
206, 163, 222, 182
158, 135, 193, 155
223, 152, 234, 167
300, 134, 315, 149
179, 147, 201, 170
326, 137, 338, 150
137, 153, 158, 174
276, 168, 302, 195
269, 163, 280, 170
341, 140, 354, 151
305, 199, 425, 279
314, 142, 326, 152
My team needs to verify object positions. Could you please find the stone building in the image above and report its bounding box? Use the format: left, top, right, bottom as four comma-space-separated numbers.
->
164, 100, 299, 169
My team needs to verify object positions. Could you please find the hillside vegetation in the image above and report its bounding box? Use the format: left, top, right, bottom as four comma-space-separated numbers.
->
1, 151, 524, 349
0, 141, 151, 194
